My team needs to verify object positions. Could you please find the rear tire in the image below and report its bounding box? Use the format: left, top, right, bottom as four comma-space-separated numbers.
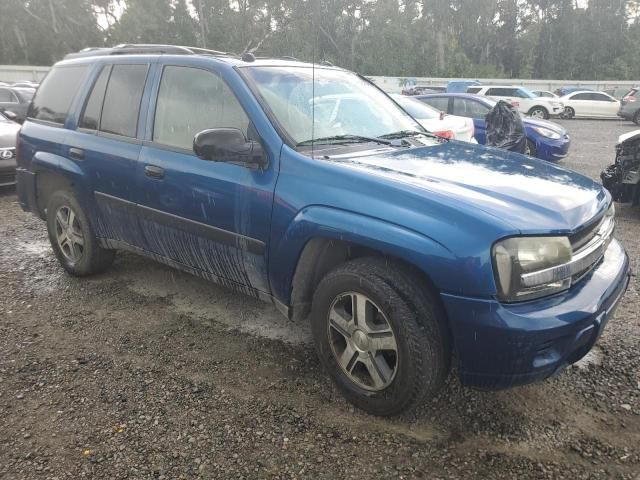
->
46, 189, 115, 276
311, 257, 450, 416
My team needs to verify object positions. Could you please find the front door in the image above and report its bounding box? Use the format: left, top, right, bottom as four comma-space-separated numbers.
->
137, 64, 277, 295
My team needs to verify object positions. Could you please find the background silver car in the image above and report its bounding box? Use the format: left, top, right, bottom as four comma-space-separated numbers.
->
0, 111, 20, 187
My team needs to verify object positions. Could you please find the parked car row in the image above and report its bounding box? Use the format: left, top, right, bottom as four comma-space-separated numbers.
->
0, 83, 36, 123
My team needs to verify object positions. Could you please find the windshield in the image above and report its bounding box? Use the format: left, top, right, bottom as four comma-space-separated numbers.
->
517, 88, 537, 99
391, 95, 439, 120
242, 67, 423, 145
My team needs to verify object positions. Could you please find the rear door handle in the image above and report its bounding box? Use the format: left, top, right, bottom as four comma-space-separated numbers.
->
68, 147, 84, 161
144, 164, 165, 179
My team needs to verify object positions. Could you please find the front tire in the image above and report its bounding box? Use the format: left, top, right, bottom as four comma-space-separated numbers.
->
525, 139, 537, 158
311, 257, 450, 416
564, 107, 575, 119
528, 106, 549, 119
46, 189, 115, 276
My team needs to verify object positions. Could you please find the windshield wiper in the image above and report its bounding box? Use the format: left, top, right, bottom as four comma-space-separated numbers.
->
296, 134, 391, 147
379, 130, 435, 140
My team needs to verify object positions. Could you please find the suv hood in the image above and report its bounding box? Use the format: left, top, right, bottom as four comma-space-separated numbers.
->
328, 141, 608, 233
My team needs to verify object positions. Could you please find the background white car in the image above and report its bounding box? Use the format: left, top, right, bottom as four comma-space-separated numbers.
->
560, 90, 620, 119
467, 85, 563, 119
392, 94, 476, 143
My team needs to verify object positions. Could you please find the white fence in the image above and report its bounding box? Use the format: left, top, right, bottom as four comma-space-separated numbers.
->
0, 65, 49, 83
0, 65, 637, 93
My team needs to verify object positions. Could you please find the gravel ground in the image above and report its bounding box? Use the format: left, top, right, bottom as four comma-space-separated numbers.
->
1, 119, 639, 480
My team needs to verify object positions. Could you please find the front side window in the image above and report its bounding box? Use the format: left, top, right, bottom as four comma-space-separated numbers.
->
153, 66, 249, 150
28, 65, 89, 124
393, 95, 439, 120
242, 66, 423, 145
467, 87, 482, 94
100, 64, 148, 138
0, 88, 18, 103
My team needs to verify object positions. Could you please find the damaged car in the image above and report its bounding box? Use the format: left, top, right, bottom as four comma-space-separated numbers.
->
601, 130, 640, 206
16, 44, 631, 416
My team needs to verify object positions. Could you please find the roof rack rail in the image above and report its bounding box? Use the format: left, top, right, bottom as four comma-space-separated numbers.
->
64, 44, 233, 60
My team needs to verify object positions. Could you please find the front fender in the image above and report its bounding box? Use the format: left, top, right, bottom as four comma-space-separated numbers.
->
269, 205, 465, 305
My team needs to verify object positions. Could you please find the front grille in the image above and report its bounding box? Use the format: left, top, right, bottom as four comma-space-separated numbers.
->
569, 213, 615, 285
569, 213, 605, 252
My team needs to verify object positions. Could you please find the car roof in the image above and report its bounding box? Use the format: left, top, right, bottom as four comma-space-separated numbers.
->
58, 44, 342, 71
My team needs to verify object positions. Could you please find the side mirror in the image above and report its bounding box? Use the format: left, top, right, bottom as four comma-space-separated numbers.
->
193, 128, 266, 167
3, 110, 17, 121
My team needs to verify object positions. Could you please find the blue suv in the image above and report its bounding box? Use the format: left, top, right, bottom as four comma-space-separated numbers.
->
16, 45, 630, 416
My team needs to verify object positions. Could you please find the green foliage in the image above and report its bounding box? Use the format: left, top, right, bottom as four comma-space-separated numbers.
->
0, 0, 638, 80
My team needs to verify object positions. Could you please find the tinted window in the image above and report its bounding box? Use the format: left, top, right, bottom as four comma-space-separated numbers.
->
0, 88, 17, 102
420, 96, 449, 112
100, 64, 148, 138
153, 66, 249, 150
28, 65, 89, 124
467, 87, 482, 94
572, 93, 591, 100
452, 98, 490, 118
79, 66, 110, 130
590, 93, 613, 101
487, 88, 517, 97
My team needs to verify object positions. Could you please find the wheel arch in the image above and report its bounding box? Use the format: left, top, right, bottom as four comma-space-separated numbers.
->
31, 151, 85, 219
272, 206, 458, 322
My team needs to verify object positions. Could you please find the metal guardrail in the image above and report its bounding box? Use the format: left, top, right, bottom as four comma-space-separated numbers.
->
0, 65, 49, 83
368, 76, 639, 93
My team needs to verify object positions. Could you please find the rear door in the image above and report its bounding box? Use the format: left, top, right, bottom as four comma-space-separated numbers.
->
589, 92, 619, 117
136, 62, 277, 294
64, 62, 151, 247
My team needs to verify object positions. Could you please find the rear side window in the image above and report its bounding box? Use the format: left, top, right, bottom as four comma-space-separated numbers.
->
153, 66, 249, 150
79, 66, 110, 130
420, 96, 449, 112
28, 65, 89, 124
100, 64, 148, 138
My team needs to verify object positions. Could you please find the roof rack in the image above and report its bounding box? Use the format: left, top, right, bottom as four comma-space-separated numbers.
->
64, 44, 233, 60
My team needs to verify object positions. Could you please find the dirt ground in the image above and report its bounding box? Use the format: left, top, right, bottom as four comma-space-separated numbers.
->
1, 119, 639, 479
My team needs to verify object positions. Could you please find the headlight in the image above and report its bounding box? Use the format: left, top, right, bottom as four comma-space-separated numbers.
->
493, 236, 572, 302
532, 126, 562, 140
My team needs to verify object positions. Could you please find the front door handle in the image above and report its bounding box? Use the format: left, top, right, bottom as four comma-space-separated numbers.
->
144, 164, 165, 179
69, 147, 84, 161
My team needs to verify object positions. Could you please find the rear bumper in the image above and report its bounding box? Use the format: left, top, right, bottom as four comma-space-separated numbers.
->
441, 239, 630, 390
16, 168, 37, 212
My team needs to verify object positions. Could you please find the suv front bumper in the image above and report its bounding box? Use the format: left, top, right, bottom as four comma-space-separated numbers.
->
441, 239, 630, 389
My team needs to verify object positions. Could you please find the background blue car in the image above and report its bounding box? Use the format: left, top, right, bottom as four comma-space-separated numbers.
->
416, 93, 571, 161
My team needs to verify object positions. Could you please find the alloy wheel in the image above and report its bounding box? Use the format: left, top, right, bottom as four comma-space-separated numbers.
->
54, 205, 85, 263
327, 292, 399, 391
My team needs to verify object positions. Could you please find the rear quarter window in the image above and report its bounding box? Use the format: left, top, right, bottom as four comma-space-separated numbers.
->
28, 65, 89, 124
